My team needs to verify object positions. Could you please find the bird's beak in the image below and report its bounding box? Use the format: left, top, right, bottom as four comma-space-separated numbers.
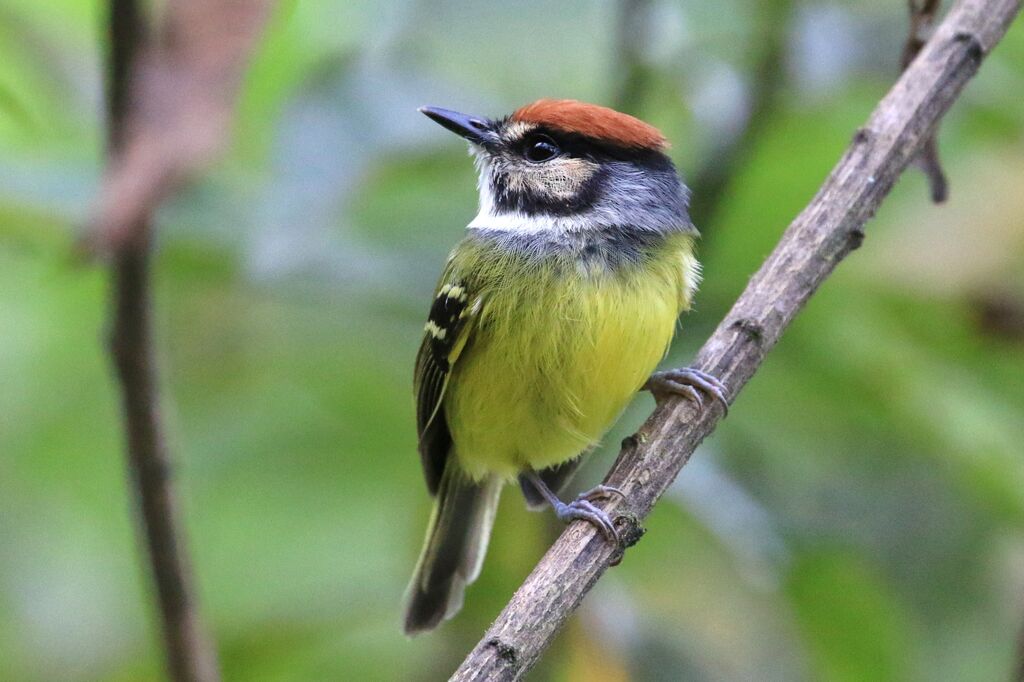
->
419, 106, 494, 145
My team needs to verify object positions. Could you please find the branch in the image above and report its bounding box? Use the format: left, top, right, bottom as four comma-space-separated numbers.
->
105, 3, 220, 681
451, 0, 1020, 679
101, 1, 272, 680
903, 0, 950, 202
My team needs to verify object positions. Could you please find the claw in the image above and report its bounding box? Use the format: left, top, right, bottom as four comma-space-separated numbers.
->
553, 497, 619, 543
525, 472, 625, 545
645, 367, 729, 415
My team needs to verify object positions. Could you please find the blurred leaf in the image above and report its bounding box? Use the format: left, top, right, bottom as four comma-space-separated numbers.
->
787, 550, 915, 682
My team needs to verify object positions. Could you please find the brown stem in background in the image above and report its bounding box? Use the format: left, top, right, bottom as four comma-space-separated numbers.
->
903, 0, 950, 202
451, 0, 1020, 679
110, 250, 221, 682
107, 0, 142, 148
101, 0, 273, 679
105, 2, 220, 681
688, 0, 793, 235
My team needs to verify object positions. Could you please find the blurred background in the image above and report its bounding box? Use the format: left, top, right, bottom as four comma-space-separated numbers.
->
1, 0, 1023, 679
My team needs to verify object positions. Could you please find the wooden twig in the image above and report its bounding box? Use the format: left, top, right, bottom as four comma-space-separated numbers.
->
105, 2, 221, 681
903, 0, 950, 202
101, 1, 272, 680
450, 0, 1020, 679
110, 253, 222, 682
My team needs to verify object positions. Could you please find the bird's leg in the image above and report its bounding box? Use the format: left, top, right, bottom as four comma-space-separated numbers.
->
644, 367, 730, 415
524, 470, 624, 543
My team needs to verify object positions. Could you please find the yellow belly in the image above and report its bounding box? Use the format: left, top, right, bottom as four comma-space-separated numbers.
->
446, 236, 698, 480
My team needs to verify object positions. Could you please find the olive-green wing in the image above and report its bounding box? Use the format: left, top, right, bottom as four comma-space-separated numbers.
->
414, 280, 479, 495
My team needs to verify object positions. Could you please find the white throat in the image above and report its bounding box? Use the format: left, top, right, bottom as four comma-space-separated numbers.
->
467, 209, 582, 233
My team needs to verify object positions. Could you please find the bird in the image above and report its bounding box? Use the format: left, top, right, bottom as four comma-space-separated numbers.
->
404, 99, 727, 634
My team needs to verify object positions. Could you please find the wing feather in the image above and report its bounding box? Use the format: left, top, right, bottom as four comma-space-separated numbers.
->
414, 278, 479, 495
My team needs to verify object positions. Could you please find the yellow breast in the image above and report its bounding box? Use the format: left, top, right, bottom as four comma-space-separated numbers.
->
445, 233, 699, 480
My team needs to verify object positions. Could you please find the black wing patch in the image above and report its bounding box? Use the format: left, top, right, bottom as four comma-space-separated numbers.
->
415, 283, 474, 495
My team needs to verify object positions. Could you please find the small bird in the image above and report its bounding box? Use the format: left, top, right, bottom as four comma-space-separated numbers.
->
405, 99, 727, 634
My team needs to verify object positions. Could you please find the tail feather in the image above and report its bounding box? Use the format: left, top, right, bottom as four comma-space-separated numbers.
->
403, 466, 501, 635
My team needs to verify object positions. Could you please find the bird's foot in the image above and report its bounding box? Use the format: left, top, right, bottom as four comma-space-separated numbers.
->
644, 367, 729, 415
551, 495, 620, 543
524, 471, 625, 544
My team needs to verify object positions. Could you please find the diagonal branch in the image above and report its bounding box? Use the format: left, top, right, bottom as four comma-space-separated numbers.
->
451, 0, 1021, 679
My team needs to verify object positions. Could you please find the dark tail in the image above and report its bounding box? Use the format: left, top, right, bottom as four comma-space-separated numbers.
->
403, 465, 501, 635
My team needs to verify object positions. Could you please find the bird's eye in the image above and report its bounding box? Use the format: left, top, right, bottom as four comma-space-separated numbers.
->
524, 135, 559, 163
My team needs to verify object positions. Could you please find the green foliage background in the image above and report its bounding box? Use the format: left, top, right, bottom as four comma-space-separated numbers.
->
1, 1, 1023, 680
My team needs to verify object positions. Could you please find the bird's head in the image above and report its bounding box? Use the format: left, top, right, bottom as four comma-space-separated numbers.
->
419, 99, 692, 235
